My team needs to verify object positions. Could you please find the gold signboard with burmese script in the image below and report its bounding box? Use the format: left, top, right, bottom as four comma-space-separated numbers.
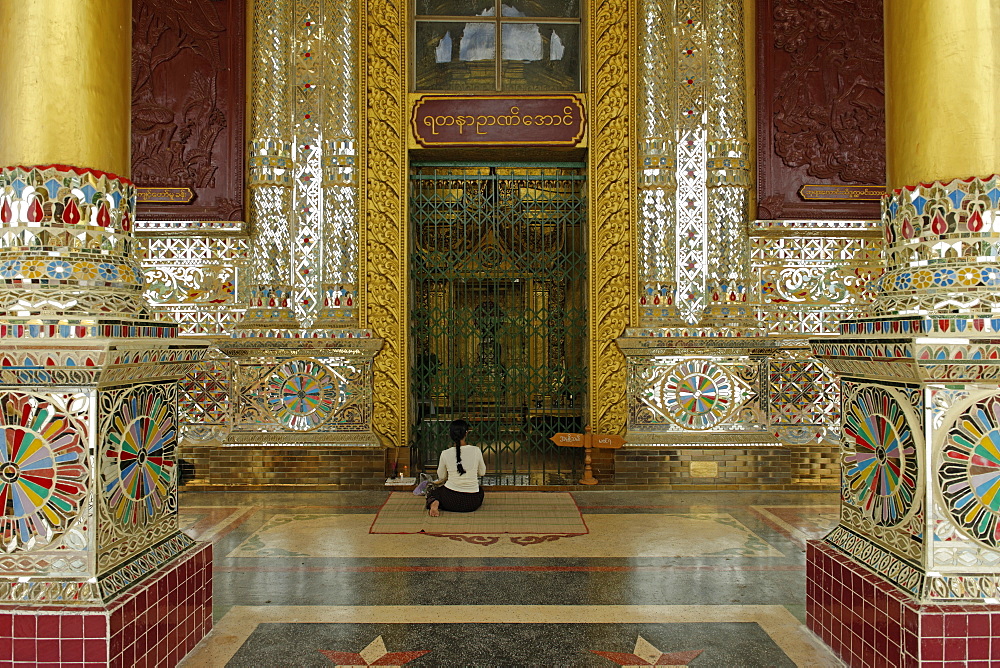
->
798, 184, 885, 201
412, 95, 586, 147
137, 187, 195, 204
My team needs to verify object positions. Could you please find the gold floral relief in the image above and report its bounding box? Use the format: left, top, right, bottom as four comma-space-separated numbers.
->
361, 0, 407, 448
589, 0, 635, 433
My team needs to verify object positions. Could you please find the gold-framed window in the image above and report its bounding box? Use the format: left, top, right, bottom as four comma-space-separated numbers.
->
414, 0, 581, 92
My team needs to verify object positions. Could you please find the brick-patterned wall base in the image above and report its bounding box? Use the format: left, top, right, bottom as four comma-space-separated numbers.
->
789, 443, 839, 487
612, 445, 838, 490
200, 446, 386, 488
1, 542, 212, 668
613, 446, 775, 489
807, 540, 1000, 667
180, 443, 836, 490
181, 444, 840, 490
178, 441, 214, 486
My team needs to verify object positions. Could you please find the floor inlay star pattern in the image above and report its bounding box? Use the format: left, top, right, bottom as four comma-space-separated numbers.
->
591, 635, 704, 666
319, 635, 429, 667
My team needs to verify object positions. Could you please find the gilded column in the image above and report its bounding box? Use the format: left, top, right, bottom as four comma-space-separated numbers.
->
808, 2, 1000, 660
0, 1, 211, 658
884, 1, 1000, 190
1, 2, 130, 174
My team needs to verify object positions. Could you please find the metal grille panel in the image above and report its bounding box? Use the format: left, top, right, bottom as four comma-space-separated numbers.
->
410, 164, 587, 485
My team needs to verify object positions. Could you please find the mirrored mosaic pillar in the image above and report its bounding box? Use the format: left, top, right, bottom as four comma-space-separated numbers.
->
313, 0, 361, 329
619, 0, 770, 452
808, 3, 1000, 663
241, 0, 363, 333
224, 0, 382, 451
633, 0, 758, 332
636, 0, 757, 332
240, 0, 298, 332
700, 0, 755, 330
636, 0, 683, 328
0, 0, 212, 661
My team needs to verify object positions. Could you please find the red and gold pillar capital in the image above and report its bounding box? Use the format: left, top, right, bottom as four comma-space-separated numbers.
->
872, 0, 1000, 320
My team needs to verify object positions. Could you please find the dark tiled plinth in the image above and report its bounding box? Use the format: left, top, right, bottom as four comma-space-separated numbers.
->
807, 540, 1000, 667
0, 542, 212, 668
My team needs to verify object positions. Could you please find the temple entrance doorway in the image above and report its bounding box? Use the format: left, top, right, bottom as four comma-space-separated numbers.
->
410, 163, 588, 485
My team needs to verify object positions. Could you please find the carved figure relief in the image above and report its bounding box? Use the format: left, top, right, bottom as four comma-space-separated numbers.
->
772, 0, 884, 184
131, 0, 245, 221
757, 0, 885, 219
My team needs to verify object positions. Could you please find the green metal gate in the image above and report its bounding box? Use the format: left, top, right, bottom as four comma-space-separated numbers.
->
410, 163, 587, 485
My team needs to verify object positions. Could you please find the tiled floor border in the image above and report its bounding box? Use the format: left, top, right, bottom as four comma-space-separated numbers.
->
179, 604, 838, 667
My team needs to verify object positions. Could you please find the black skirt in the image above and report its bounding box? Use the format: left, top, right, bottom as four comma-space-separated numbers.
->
425, 485, 484, 513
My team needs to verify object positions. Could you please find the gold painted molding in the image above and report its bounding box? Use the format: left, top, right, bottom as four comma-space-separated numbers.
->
588, 0, 636, 433
361, 0, 408, 448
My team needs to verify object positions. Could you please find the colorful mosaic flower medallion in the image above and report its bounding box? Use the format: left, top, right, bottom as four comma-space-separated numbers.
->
842, 386, 919, 527
939, 395, 1000, 548
267, 359, 340, 430
658, 360, 737, 430
102, 387, 176, 527
0, 393, 88, 552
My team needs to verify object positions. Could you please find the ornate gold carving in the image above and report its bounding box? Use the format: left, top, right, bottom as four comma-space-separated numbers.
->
588, 0, 635, 433
362, 0, 407, 448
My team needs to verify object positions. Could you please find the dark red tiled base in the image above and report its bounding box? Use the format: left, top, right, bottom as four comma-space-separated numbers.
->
0, 542, 212, 668
807, 540, 1000, 667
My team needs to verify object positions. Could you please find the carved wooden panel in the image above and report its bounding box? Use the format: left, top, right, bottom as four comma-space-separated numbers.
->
757, 0, 884, 220
131, 0, 245, 221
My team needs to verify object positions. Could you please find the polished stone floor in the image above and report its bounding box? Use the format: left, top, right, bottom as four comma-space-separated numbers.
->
176, 490, 844, 667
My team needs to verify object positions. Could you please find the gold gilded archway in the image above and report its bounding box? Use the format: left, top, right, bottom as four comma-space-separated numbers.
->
360, 0, 636, 448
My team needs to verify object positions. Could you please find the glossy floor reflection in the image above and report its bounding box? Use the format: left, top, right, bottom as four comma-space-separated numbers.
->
177, 490, 844, 667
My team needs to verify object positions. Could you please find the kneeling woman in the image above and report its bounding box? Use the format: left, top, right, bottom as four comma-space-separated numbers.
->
426, 419, 486, 516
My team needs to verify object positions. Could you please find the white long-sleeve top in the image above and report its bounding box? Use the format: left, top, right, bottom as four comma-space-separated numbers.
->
437, 445, 487, 493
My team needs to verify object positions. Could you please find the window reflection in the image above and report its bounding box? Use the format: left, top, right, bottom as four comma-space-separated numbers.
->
415, 1, 580, 92
501, 3, 522, 17
502, 23, 542, 60
501, 25, 566, 61
502, 0, 579, 18
502, 23, 578, 91
416, 22, 497, 90
432, 25, 497, 63
417, 0, 494, 16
